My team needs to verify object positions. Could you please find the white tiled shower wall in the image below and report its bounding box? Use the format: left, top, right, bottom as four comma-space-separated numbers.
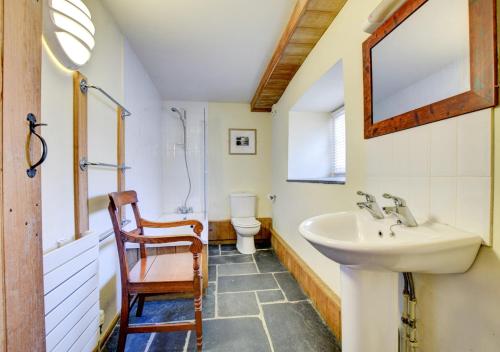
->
364, 109, 492, 244
162, 101, 208, 214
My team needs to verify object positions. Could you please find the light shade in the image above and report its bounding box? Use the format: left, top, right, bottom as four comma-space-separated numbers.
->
43, 0, 95, 70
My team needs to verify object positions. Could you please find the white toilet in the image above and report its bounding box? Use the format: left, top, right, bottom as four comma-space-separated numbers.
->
230, 193, 261, 254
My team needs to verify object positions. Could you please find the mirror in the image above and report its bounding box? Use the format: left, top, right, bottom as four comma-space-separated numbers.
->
372, 0, 470, 123
363, 0, 497, 139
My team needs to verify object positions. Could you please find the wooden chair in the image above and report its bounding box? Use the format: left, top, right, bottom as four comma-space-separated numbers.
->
108, 190, 203, 351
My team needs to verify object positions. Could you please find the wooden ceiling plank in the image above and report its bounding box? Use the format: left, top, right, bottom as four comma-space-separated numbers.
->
278, 55, 307, 65
298, 11, 337, 28
283, 43, 315, 56
251, 0, 347, 112
290, 27, 326, 44
307, 0, 346, 12
250, 0, 310, 112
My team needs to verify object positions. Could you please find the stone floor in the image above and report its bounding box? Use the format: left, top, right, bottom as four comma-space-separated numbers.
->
103, 243, 341, 352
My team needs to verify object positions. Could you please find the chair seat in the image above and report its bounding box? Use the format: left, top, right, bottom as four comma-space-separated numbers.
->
129, 252, 195, 285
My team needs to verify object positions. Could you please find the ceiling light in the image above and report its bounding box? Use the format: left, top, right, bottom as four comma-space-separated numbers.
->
43, 0, 95, 70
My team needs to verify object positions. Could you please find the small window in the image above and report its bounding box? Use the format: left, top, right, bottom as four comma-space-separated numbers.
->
330, 108, 346, 177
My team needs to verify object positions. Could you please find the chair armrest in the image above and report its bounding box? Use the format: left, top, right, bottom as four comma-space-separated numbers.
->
121, 230, 203, 253
140, 218, 203, 236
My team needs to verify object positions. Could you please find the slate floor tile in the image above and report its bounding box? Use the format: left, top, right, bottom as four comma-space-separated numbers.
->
218, 262, 258, 276
187, 318, 272, 352
104, 239, 339, 352
218, 274, 278, 293
218, 292, 260, 316
204, 283, 216, 319
257, 290, 285, 303
209, 254, 253, 265
149, 332, 187, 352
253, 250, 286, 273
262, 302, 340, 352
274, 272, 307, 301
130, 299, 194, 324
209, 245, 220, 256
102, 326, 150, 352
208, 265, 216, 282
220, 244, 239, 255
207, 281, 216, 295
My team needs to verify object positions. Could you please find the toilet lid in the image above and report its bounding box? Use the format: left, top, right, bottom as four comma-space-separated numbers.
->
232, 217, 261, 228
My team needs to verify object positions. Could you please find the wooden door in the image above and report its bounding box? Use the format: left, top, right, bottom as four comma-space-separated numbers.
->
0, 0, 46, 350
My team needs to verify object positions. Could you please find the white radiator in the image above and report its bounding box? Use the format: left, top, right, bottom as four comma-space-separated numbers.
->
43, 233, 100, 352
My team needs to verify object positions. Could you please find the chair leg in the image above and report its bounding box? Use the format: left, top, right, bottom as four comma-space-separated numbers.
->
136, 294, 145, 317
194, 284, 203, 351
117, 294, 130, 352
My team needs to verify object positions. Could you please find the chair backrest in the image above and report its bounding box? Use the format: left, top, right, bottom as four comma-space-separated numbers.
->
108, 190, 147, 289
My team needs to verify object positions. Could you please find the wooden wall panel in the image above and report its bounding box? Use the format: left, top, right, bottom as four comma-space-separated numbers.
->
117, 107, 125, 221
1, 0, 46, 350
271, 227, 341, 340
0, 1, 5, 348
208, 218, 272, 244
251, 0, 347, 112
73, 71, 89, 238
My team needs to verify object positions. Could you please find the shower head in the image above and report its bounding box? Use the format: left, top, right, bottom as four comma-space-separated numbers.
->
171, 107, 186, 121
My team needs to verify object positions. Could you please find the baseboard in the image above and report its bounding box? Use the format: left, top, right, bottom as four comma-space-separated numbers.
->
270, 227, 342, 340
208, 217, 272, 243
95, 313, 120, 352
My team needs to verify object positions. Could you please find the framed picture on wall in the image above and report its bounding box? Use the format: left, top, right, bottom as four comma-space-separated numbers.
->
229, 129, 257, 155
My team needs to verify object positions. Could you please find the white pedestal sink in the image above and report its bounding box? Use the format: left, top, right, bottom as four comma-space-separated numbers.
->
299, 211, 482, 352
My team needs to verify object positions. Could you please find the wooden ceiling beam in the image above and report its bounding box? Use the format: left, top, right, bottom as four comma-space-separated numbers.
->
250, 0, 347, 112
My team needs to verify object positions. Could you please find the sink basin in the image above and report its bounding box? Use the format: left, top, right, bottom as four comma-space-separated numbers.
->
299, 211, 482, 274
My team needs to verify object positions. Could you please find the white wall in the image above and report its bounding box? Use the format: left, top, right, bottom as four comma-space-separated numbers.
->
41, 44, 75, 253
271, 0, 500, 350
42, 0, 163, 336
123, 40, 163, 221
208, 103, 272, 220
288, 111, 331, 179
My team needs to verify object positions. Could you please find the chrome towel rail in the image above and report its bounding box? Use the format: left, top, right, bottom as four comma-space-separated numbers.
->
80, 157, 131, 171
79, 79, 131, 119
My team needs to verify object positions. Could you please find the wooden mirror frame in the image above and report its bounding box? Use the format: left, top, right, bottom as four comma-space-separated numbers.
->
363, 0, 498, 139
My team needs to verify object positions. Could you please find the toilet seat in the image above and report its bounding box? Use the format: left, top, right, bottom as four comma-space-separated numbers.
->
231, 217, 260, 228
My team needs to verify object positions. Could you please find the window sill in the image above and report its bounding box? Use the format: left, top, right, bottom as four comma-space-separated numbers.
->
286, 177, 346, 185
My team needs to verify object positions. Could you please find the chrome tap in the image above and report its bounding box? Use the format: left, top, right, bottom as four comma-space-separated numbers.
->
356, 191, 384, 219
382, 193, 418, 227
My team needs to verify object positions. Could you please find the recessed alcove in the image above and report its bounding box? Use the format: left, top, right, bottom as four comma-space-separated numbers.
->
287, 60, 346, 184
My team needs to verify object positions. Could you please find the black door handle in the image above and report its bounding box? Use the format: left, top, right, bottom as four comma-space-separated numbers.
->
26, 113, 48, 178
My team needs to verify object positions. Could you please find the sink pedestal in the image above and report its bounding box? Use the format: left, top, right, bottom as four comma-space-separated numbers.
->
341, 267, 400, 352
